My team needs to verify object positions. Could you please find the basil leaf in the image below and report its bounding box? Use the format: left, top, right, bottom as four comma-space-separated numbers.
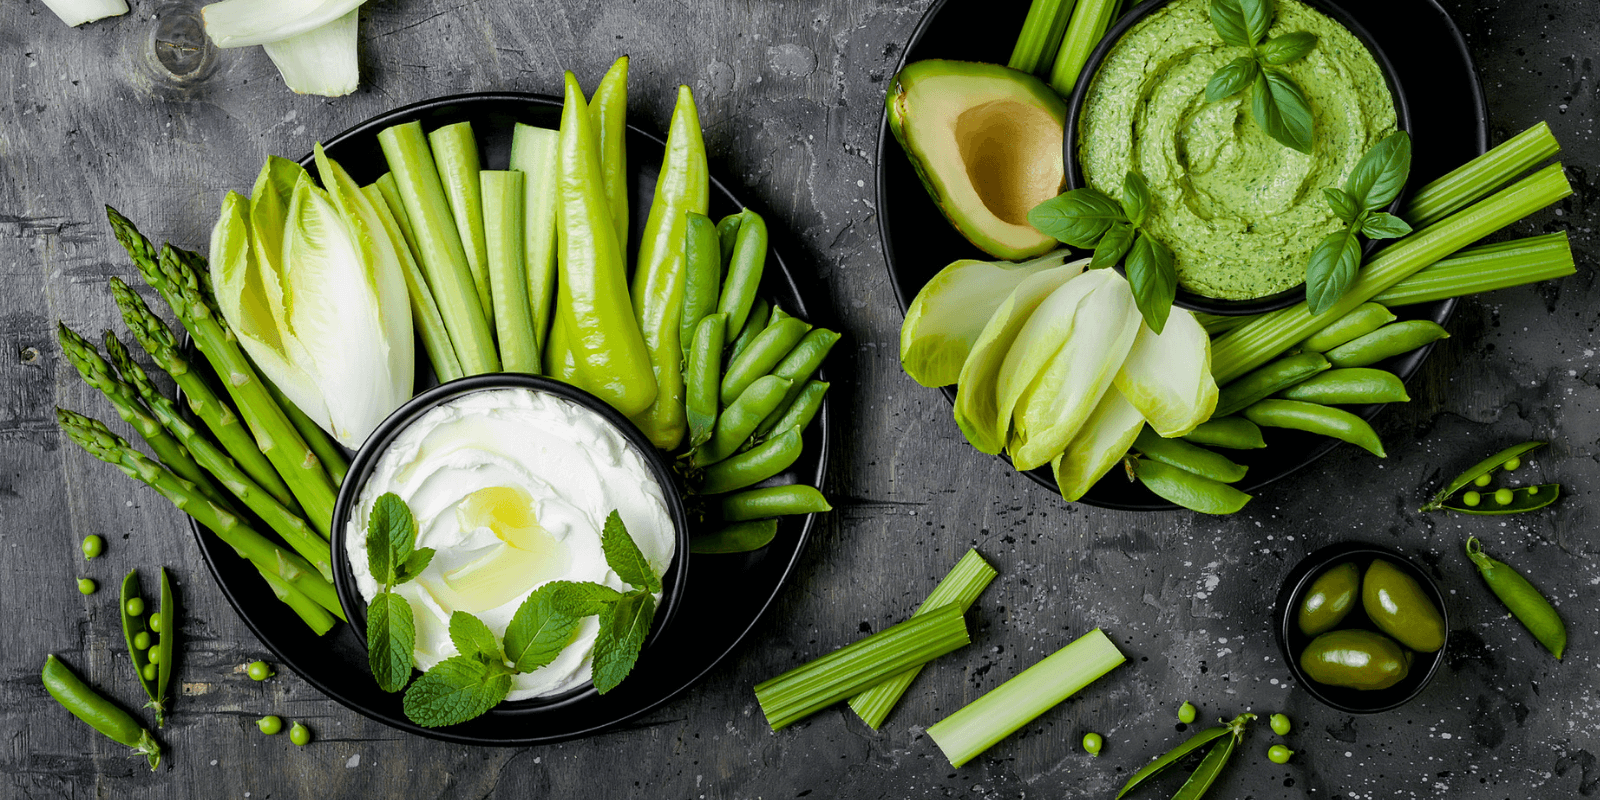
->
1305, 226, 1362, 314
1125, 232, 1177, 335
1091, 221, 1137, 268
1360, 212, 1413, 240
402, 655, 513, 728
601, 511, 661, 593
1241, 0, 1273, 45
367, 492, 415, 587
1207, 0, 1257, 47
1121, 171, 1152, 227
1028, 187, 1126, 248
1251, 69, 1314, 154
1204, 56, 1260, 102
1258, 31, 1316, 65
448, 611, 503, 665
1343, 131, 1412, 211
591, 591, 656, 695
503, 583, 582, 673
1322, 187, 1360, 225
366, 590, 416, 693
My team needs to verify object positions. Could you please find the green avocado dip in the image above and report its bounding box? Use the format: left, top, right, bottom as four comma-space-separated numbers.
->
1078, 0, 1397, 300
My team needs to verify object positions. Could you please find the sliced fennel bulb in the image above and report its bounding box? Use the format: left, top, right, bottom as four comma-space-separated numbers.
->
42, 0, 127, 27
202, 0, 365, 48
1114, 308, 1218, 438
262, 9, 359, 97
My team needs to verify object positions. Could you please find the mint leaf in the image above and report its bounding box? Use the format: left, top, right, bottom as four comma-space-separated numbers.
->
591, 591, 656, 695
1027, 188, 1126, 248
1343, 131, 1412, 211
1090, 221, 1136, 269
366, 492, 415, 586
1258, 31, 1316, 65
602, 511, 661, 593
1204, 56, 1259, 102
395, 547, 435, 585
366, 590, 415, 693
1125, 232, 1177, 335
1360, 212, 1412, 240
448, 611, 502, 665
402, 655, 513, 728
1251, 69, 1314, 154
1322, 187, 1360, 225
1120, 171, 1152, 228
503, 583, 583, 673
548, 580, 625, 617
1305, 226, 1362, 314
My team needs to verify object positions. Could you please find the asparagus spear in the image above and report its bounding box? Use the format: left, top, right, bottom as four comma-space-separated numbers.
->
57, 409, 345, 631
107, 277, 299, 514
264, 379, 349, 487
103, 332, 334, 581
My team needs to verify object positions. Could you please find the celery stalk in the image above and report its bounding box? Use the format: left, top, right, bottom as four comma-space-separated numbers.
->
1211, 163, 1573, 383
927, 628, 1125, 768
509, 124, 562, 358
754, 605, 970, 731
428, 122, 495, 332
482, 170, 540, 374
1374, 233, 1575, 307
377, 121, 500, 375
848, 550, 997, 729
1010, 0, 1079, 75
1402, 123, 1560, 230
1048, 0, 1122, 96
364, 181, 464, 382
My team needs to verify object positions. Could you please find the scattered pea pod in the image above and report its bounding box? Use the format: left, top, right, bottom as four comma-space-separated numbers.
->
1182, 417, 1266, 450
1117, 713, 1255, 800
693, 375, 792, 466
1213, 352, 1330, 418
721, 317, 811, 405
1420, 441, 1546, 512
699, 428, 803, 495
685, 313, 728, 447
1301, 302, 1396, 352
41, 654, 161, 771
1133, 458, 1251, 515
753, 329, 841, 438
1243, 399, 1386, 457
692, 519, 779, 554
1277, 368, 1411, 405
720, 484, 832, 522
1134, 427, 1248, 483
1324, 320, 1450, 368
1466, 537, 1566, 659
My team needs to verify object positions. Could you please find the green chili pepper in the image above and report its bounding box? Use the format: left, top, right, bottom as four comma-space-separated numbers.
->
721, 317, 812, 406
589, 55, 630, 251
1324, 320, 1450, 368
1466, 537, 1566, 659
728, 298, 771, 364
42, 655, 161, 771
1133, 458, 1252, 515
718, 210, 768, 340
1444, 484, 1559, 514
752, 329, 841, 438
716, 212, 745, 269
1213, 352, 1331, 418
681, 212, 723, 363
1420, 441, 1546, 512
1301, 302, 1396, 352
119, 571, 161, 720
1182, 417, 1266, 450
631, 84, 710, 451
554, 71, 657, 417
1117, 713, 1254, 800
765, 380, 829, 438
1134, 427, 1248, 483
720, 485, 832, 522
1243, 399, 1386, 457
1277, 368, 1411, 404
694, 375, 792, 466
699, 428, 803, 495
692, 518, 779, 554
686, 313, 728, 447
153, 568, 176, 726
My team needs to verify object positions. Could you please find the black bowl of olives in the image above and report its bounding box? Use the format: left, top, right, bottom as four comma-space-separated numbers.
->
1274, 542, 1449, 714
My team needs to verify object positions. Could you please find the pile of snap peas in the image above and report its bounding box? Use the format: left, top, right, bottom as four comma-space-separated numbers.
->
680, 210, 837, 553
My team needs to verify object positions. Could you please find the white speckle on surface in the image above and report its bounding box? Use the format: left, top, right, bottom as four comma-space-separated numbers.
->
347, 754, 361, 768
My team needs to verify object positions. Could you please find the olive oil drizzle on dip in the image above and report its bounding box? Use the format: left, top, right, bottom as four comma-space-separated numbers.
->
1078, 0, 1396, 300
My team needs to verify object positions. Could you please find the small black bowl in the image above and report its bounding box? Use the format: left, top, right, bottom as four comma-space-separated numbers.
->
329, 373, 691, 712
1062, 0, 1414, 315
1274, 541, 1448, 714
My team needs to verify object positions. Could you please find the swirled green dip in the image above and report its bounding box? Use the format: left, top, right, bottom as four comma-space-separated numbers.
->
1078, 0, 1396, 300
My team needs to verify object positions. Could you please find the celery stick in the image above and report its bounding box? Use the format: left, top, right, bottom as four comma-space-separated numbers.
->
1010, 0, 1078, 75
1403, 123, 1560, 230
482, 170, 540, 374
848, 550, 998, 730
429, 122, 495, 332
378, 121, 500, 375
927, 628, 1125, 768
509, 124, 561, 357
1374, 233, 1575, 307
1211, 164, 1572, 383
1048, 0, 1122, 96
590, 56, 631, 252
754, 605, 970, 731
364, 181, 464, 383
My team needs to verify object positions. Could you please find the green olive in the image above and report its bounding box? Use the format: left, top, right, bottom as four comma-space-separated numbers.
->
1362, 559, 1445, 652
1299, 629, 1411, 690
1297, 562, 1360, 637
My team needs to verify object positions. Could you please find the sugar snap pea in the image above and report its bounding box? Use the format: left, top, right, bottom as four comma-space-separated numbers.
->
717, 209, 767, 340
1277, 368, 1411, 404
1134, 427, 1248, 483
1117, 713, 1254, 800
1302, 302, 1396, 352
692, 519, 779, 554
1183, 417, 1266, 449
728, 297, 771, 364
765, 380, 829, 437
721, 317, 811, 405
753, 329, 841, 438
1421, 441, 1546, 512
699, 428, 803, 495
680, 212, 722, 363
694, 375, 792, 466
1466, 537, 1566, 659
1214, 352, 1330, 418
1133, 459, 1251, 515
41, 654, 161, 770
118, 571, 161, 719
1445, 484, 1559, 515
1325, 320, 1449, 367
716, 211, 745, 271
686, 313, 728, 447
721, 485, 832, 522
1243, 399, 1386, 457
153, 568, 176, 726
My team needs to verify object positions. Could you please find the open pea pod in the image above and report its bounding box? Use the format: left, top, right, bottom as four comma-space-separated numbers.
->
1420, 441, 1545, 512
1444, 484, 1559, 515
1116, 713, 1255, 800
153, 568, 176, 726
118, 571, 160, 715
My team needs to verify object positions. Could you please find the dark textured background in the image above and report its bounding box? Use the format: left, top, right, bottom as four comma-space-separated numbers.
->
2, 0, 1595, 797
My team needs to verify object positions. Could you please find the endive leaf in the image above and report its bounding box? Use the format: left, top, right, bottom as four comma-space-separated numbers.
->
262, 8, 360, 97
201, 0, 366, 48
1051, 387, 1146, 501
1113, 308, 1218, 438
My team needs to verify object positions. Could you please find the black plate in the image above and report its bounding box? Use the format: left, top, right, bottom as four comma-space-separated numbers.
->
189, 92, 830, 745
877, 0, 1485, 510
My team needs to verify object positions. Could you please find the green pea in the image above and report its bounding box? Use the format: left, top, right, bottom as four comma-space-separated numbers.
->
1527, 486, 1540, 496
1177, 701, 1197, 724
1473, 474, 1493, 487
1082, 732, 1102, 756
142, 663, 158, 682
148, 613, 162, 634
1268, 744, 1294, 764
1270, 713, 1291, 735
257, 715, 283, 735
77, 578, 97, 595
1503, 456, 1522, 471
81, 535, 105, 560
247, 661, 274, 681
147, 647, 161, 666
1462, 491, 1481, 507
1494, 487, 1514, 505
133, 632, 151, 650
289, 722, 311, 746
125, 597, 145, 617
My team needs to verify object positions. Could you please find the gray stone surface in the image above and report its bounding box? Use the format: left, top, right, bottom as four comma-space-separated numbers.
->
1, 0, 1595, 797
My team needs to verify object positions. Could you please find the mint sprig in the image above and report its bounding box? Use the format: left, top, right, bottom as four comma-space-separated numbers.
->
1203, 0, 1317, 153
365, 492, 431, 693
1305, 132, 1413, 313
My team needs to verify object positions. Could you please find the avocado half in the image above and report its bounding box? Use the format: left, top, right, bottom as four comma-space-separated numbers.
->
887, 59, 1067, 261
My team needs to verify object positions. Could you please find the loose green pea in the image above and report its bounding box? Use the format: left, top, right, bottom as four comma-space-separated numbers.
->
1270, 713, 1292, 735
142, 663, 157, 682
125, 597, 145, 617
1494, 487, 1514, 505
77, 578, 96, 595
1082, 732, 1102, 756
133, 631, 151, 650
289, 722, 311, 746
1473, 474, 1493, 487
1503, 456, 1522, 471
1462, 491, 1481, 507
1177, 701, 1197, 724
1268, 744, 1294, 764
81, 535, 104, 560
257, 715, 283, 735
247, 661, 274, 681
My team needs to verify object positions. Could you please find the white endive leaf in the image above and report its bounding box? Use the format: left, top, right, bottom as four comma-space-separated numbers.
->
201, 0, 364, 48
1051, 388, 1146, 502
952, 264, 1082, 455
1114, 308, 1218, 438
900, 251, 1082, 388
41, 0, 128, 27
1006, 269, 1141, 471
262, 9, 360, 97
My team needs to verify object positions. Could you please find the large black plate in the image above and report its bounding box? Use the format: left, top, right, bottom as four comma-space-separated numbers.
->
190, 93, 830, 744
877, 0, 1486, 509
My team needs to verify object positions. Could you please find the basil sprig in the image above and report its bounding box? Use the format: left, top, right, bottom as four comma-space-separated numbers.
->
1028, 171, 1177, 334
1203, 0, 1317, 153
1305, 131, 1413, 313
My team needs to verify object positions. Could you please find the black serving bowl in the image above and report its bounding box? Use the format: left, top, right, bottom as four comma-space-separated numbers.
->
330, 373, 691, 713
1274, 541, 1448, 713
1062, 0, 1415, 315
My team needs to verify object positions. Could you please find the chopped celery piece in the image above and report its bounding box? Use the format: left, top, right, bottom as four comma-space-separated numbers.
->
1010, 0, 1078, 75
482, 170, 540, 374
429, 122, 494, 332
509, 124, 561, 356
1373, 233, 1574, 307
1403, 123, 1560, 229
927, 628, 1125, 767
848, 550, 998, 729
261, 8, 359, 97
1048, 0, 1121, 96
754, 605, 970, 731
42, 0, 128, 26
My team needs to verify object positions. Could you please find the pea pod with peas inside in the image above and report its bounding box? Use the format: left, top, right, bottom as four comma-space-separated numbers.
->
728, 297, 771, 364
685, 312, 728, 447
698, 428, 804, 495
1132, 458, 1251, 515
1421, 441, 1548, 512
680, 212, 723, 364
1213, 352, 1331, 418
1446, 484, 1559, 514
1182, 416, 1266, 450
1243, 399, 1386, 457
693, 375, 792, 466
1301, 302, 1396, 352
720, 485, 832, 522
721, 317, 811, 405
41, 654, 161, 770
1324, 320, 1450, 368
764, 380, 829, 438
718, 210, 768, 341
1277, 368, 1411, 405
1133, 427, 1247, 483
118, 570, 165, 724
753, 329, 841, 438
1466, 537, 1566, 659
